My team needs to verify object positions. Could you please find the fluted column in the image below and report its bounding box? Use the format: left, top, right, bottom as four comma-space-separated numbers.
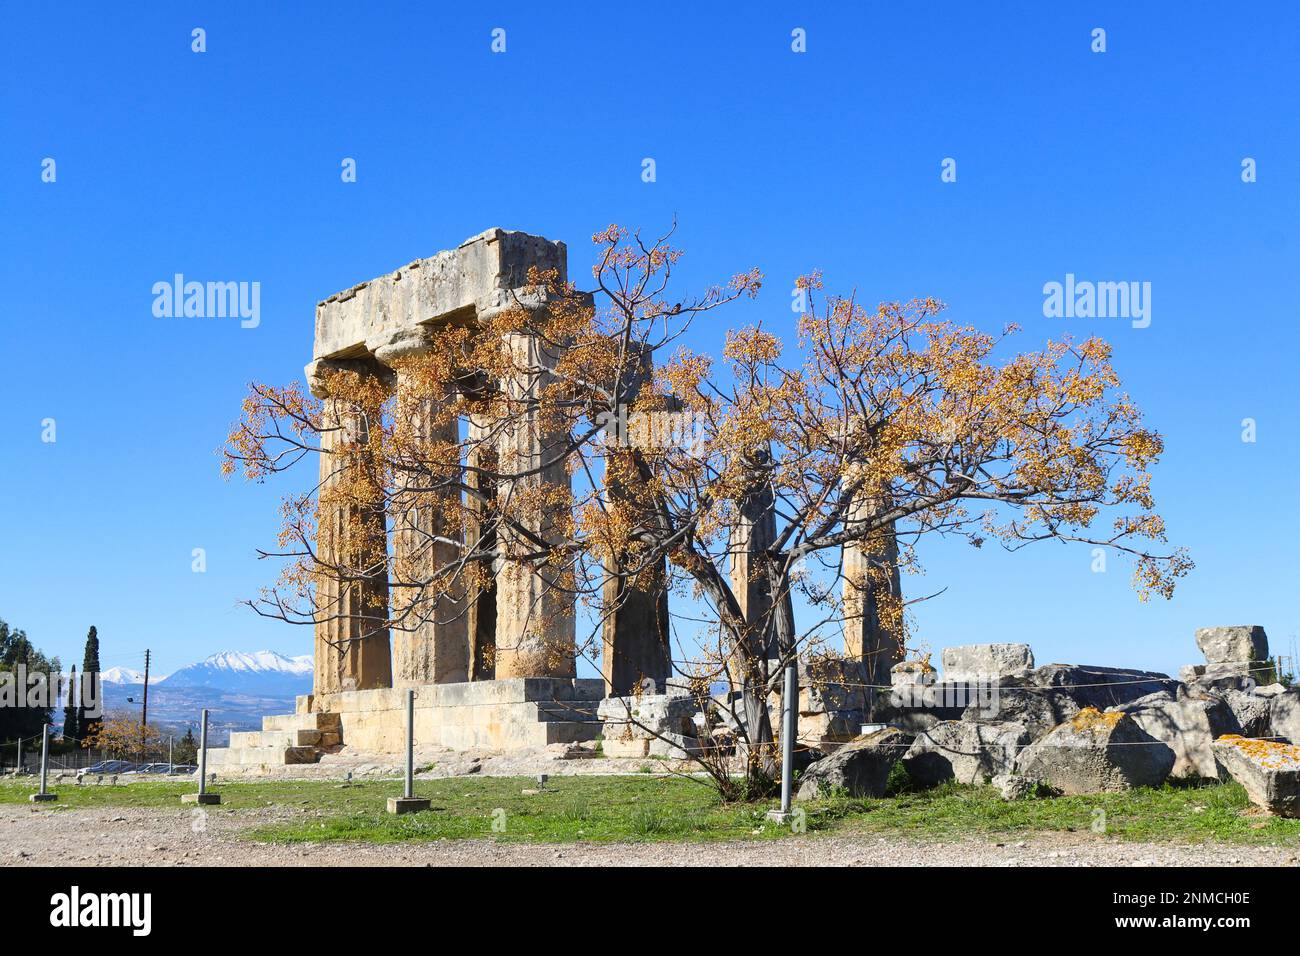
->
465, 413, 499, 681
375, 330, 469, 687
493, 331, 576, 678
307, 358, 393, 695
843, 496, 902, 716
728, 478, 778, 678
601, 348, 670, 695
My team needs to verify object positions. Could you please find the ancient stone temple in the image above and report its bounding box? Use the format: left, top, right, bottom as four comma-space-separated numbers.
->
304, 229, 584, 695
210, 231, 630, 768
207, 229, 901, 770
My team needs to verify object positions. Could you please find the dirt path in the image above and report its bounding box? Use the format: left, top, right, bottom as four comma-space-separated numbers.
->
3, 804, 1296, 867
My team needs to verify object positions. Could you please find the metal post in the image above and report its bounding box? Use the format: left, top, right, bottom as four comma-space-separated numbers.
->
780, 664, 797, 815
30, 725, 56, 802
198, 710, 208, 794
405, 688, 415, 800
39, 725, 50, 793
16, 737, 21, 777
182, 709, 220, 804
387, 689, 428, 814
168, 735, 173, 773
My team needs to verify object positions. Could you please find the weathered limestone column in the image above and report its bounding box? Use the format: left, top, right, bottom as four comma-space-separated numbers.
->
493, 331, 576, 679
601, 349, 670, 695
465, 412, 498, 681
728, 479, 778, 676
843, 495, 903, 717
374, 330, 469, 687
307, 358, 393, 695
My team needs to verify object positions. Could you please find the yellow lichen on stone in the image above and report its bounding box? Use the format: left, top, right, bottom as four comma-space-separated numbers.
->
1069, 707, 1125, 733
1216, 734, 1300, 770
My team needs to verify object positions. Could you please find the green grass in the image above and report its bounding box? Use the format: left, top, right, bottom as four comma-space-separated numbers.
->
3, 774, 1298, 847
815, 777, 1299, 845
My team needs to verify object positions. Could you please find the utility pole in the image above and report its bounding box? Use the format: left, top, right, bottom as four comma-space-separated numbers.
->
140, 649, 151, 753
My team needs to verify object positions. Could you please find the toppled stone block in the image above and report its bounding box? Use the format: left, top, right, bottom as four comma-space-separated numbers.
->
1016, 708, 1174, 794
958, 663, 1173, 738
1107, 690, 1237, 780
798, 709, 868, 746
647, 732, 702, 758
1222, 689, 1272, 739
1195, 626, 1269, 665
1180, 661, 1277, 693
941, 644, 1034, 684
901, 719, 1032, 786
992, 773, 1041, 801
597, 694, 699, 730
794, 657, 869, 713
1212, 735, 1300, 817
796, 727, 914, 801
1270, 689, 1300, 744
598, 693, 702, 758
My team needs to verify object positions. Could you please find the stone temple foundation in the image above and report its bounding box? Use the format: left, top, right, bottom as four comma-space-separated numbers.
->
208, 229, 902, 769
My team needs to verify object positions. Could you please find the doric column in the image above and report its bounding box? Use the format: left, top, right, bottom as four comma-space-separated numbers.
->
374, 330, 469, 687
493, 331, 576, 678
307, 357, 393, 695
843, 495, 903, 717
601, 348, 670, 695
728, 475, 778, 678
465, 413, 499, 681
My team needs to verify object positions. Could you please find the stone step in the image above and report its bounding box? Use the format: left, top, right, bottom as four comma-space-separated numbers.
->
228, 729, 297, 749
262, 711, 342, 734
209, 744, 323, 767
205, 732, 328, 769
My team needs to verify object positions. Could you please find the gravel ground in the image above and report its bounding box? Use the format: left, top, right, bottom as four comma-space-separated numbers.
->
3, 804, 1297, 867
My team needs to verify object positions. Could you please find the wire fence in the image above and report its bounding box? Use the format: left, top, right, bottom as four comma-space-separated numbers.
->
0, 748, 109, 773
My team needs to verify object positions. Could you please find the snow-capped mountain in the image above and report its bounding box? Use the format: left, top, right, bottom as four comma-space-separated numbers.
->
161, 650, 313, 695
97, 650, 314, 743
101, 665, 150, 684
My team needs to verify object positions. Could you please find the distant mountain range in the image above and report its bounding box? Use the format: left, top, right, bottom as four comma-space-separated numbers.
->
98, 650, 313, 744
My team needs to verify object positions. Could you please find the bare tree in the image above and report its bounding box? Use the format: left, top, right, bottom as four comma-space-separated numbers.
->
226, 224, 1191, 799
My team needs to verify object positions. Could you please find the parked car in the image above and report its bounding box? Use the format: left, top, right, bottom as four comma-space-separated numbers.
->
78, 759, 139, 777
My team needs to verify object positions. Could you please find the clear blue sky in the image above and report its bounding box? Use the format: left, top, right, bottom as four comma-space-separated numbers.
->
2, 2, 1297, 678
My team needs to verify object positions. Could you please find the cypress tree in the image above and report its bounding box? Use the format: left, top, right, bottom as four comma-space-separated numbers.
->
79, 626, 102, 743
63, 664, 79, 741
